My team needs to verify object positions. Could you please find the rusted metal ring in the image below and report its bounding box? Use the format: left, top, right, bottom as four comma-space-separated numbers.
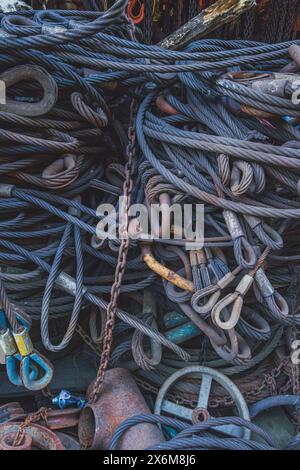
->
0, 423, 64, 450
192, 407, 210, 424
0, 431, 32, 450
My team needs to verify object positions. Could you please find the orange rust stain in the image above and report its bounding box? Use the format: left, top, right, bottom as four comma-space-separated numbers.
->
142, 251, 195, 292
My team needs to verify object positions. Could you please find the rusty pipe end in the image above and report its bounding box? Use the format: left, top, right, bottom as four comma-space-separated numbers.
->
0, 432, 32, 451
78, 404, 104, 450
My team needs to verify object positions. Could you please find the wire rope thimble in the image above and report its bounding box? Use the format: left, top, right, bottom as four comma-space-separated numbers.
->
13, 328, 54, 391
211, 274, 254, 330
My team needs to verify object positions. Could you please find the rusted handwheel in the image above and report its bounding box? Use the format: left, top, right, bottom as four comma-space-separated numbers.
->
154, 365, 251, 439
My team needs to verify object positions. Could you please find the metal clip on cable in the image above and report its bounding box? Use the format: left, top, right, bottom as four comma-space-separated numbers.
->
211, 274, 254, 330
0, 327, 19, 385
13, 328, 54, 391
254, 268, 289, 322
244, 216, 283, 251
223, 210, 257, 269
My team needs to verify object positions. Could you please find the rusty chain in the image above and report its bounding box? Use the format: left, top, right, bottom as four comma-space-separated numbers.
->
88, 100, 138, 404
12, 407, 48, 447
75, 323, 103, 356
79, 316, 296, 408
136, 356, 294, 409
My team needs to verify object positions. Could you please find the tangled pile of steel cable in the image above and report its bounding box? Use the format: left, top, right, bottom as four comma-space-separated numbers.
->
0, 0, 300, 450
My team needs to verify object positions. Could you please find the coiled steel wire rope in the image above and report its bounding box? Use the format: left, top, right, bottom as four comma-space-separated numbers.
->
0, 6, 299, 413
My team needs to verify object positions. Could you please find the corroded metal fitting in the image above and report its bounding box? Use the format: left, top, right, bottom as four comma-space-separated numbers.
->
0, 330, 17, 356
13, 328, 33, 357
41, 24, 67, 34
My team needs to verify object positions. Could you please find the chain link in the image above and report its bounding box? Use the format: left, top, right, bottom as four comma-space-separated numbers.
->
13, 407, 48, 447
137, 356, 294, 409
88, 100, 138, 404
75, 323, 102, 357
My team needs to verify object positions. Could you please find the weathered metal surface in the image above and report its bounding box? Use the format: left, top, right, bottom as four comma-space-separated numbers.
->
142, 245, 194, 292
155, 366, 251, 439
78, 368, 164, 450
11, 408, 81, 431
159, 0, 256, 50
0, 431, 32, 450
55, 432, 80, 450
0, 0, 31, 13
0, 423, 64, 450
43, 409, 81, 431
0, 402, 24, 423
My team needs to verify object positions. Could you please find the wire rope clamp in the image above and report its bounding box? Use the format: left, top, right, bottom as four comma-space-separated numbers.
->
0, 329, 17, 357
254, 268, 274, 298
13, 328, 33, 357
223, 210, 244, 239
0, 184, 14, 198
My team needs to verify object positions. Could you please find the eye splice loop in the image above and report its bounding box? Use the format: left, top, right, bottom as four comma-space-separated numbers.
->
254, 268, 289, 322
13, 328, 54, 391
191, 267, 242, 316
211, 274, 254, 330
244, 215, 283, 251
223, 210, 257, 269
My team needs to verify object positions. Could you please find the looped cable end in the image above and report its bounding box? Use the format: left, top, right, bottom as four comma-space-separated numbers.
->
212, 274, 254, 330
245, 215, 283, 251
20, 350, 54, 391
